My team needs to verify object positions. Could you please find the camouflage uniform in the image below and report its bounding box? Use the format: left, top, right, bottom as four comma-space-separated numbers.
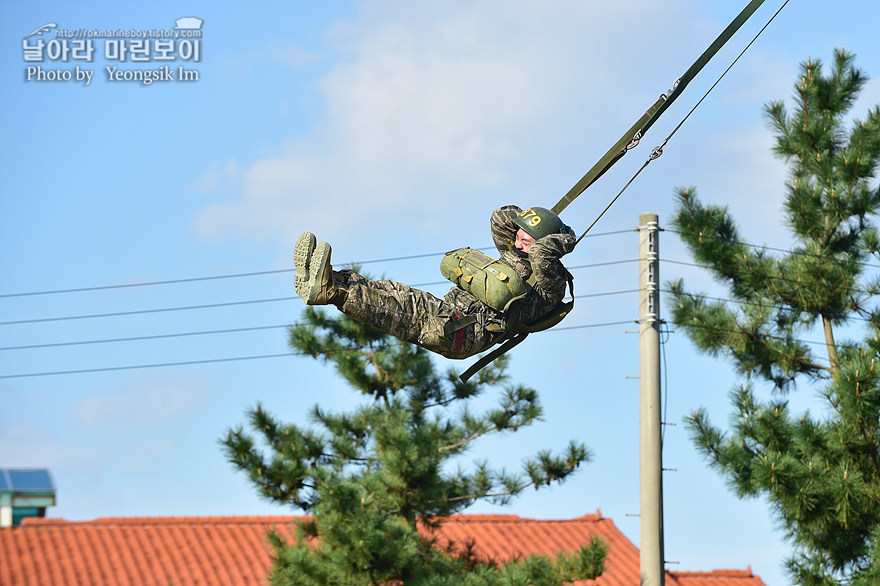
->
332, 205, 576, 360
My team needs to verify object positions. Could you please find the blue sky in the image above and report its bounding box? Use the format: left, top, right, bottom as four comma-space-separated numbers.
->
2, 2, 879, 585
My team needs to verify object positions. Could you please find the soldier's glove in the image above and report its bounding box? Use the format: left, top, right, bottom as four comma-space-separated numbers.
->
535, 229, 577, 256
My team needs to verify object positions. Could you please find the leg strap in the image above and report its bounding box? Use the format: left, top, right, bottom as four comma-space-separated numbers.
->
458, 332, 529, 383
442, 313, 478, 336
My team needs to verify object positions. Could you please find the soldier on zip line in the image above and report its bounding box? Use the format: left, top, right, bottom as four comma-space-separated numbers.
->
291, 0, 775, 367
293, 205, 576, 361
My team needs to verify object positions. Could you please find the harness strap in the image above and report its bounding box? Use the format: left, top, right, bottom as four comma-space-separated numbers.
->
551, 0, 766, 216
458, 271, 575, 382
443, 313, 478, 337
459, 333, 529, 383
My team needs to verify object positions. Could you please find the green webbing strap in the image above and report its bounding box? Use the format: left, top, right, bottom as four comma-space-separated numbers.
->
443, 314, 478, 336
459, 333, 529, 383
458, 272, 574, 381
551, 0, 766, 216
459, 0, 769, 383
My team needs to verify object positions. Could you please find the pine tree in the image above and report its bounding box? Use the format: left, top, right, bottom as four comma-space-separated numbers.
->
668, 49, 880, 586
221, 303, 606, 585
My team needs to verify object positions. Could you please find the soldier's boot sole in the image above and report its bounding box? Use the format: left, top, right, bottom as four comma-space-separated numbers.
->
305, 241, 333, 305
293, 232, 316, 300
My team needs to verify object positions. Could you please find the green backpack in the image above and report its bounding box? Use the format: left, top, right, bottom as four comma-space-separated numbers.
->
440, 247, 575, 382
439, 247, 532, 313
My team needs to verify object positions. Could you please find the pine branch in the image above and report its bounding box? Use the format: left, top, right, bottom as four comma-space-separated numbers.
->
437, 426, 493, 454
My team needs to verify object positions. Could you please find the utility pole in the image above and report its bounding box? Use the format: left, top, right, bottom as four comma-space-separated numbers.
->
639, 212, 665, 586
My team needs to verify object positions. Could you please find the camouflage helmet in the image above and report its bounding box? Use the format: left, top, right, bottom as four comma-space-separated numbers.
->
513, 207, 565, 240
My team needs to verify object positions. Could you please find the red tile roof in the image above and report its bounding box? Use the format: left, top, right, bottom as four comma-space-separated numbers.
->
0, 511, 766, 586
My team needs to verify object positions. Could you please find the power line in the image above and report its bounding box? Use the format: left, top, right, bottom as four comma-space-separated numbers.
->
0, 229, 638, 299
0, 296, 298, 326
3, 274, 867, 376
0, 324, 293, 351
665, 319, 837, 362
0, 281, 639, 340
661, 287, 876, 321
0, 264, 641, 326
552, 320, 634, 333
0, 319, 633, 379
2, 225, 875, 301
5, 257, 871, 328
0, 353, 295, 379
3, 232, 874, 357
665, 228, 880, 270
662, 258, 879, 297
0, 269, 293, 299
566, 259, 639, 271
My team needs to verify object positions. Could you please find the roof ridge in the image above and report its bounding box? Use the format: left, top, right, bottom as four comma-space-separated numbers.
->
22, 515, 301, 527
3, 512, 768, 586
669, 567, 755, 577
445, 510, 603, 523
24, 511, 604, 527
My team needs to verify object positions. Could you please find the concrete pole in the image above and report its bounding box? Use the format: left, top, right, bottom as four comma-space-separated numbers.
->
639, 213, 665, 586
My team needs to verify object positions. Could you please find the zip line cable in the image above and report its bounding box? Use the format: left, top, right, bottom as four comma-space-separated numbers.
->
569, 0, 789, 245
552, 0, 770, 217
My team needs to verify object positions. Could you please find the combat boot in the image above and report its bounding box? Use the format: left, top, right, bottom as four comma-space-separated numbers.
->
293, 232, 347, 307
293, 232, 316, 299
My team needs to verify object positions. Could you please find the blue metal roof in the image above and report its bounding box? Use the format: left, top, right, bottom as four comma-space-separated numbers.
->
0, 469, 55, 492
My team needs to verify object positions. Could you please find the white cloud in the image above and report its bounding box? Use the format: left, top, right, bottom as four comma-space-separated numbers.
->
191, 1, 696, 251
189, 159, 243, 197
75, 374, 208, 429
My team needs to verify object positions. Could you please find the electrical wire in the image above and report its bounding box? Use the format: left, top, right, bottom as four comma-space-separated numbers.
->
9, 253, 864, 328
1, 222, 872, 313
0, 262, 642, 326
0, 324, 293, 351
0, 352, 295, 379
0, 229, 637, 300
2, 227, 873, 376
661, 258, 879, 299
6, 283, 860, 357
0, 319, 634, 379
665, 320, 837, 359
0, 281, 639, 344
0, 296, 298, 326
659, 287, 876, 325
0, 269, 294, 299
664, 228, 880, 270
